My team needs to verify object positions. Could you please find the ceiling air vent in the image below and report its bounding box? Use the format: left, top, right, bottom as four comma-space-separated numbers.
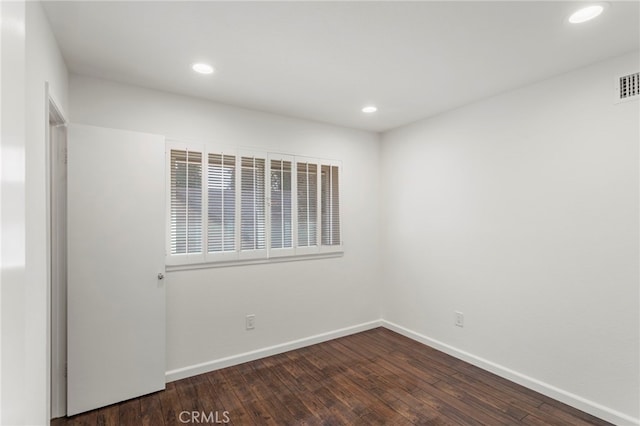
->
615, 72, 639, 103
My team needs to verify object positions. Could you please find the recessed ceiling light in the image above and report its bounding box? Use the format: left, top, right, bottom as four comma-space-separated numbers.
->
568, 4, 605, 24
192, 63, 214, 74
362, 106, 378, 113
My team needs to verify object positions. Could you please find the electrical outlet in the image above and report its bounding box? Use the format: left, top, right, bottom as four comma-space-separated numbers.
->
246, 314, 256, 330
455, 311, 464, 328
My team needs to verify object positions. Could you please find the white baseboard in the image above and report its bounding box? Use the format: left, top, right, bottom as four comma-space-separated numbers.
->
381, 320, 639, 426
165, 319, 382, 383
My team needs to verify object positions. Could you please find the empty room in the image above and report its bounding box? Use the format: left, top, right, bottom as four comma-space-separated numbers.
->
0, 1, 638, 425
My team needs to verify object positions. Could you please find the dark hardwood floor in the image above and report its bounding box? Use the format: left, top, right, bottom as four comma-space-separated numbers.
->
52, 328, 612, 426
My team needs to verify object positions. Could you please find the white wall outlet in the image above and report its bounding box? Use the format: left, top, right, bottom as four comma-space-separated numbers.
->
455, 311, 464, 328
246, 314, 256, 330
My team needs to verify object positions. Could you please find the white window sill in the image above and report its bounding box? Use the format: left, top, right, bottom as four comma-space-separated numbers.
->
166, 250, 344, 272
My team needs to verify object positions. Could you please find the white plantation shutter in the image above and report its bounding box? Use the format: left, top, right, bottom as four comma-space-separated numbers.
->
241, 155, 266, 253
207, 153, 236, 253
321, 164, 341, 247
270, 158, 293, 250
170, 149, 203, 256
167, 143, 342, 266
296, 162, 318, 248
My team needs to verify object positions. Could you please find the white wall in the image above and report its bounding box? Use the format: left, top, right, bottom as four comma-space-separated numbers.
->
69, 74, 382, 377
0, 1, 27, 423
381, 51, 639, 425
0, 1, 69, 424
25, 0, 69, 417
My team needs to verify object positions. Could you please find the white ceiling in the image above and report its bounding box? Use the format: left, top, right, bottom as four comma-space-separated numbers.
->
42, 1, 640, 132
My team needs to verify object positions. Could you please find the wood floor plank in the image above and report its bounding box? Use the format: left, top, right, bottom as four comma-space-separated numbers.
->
51, 328, 613, 426
330, 339, 464, 426
451, 371, 544, 410
318, 342, 476, 426
312, 382, 364, 424
139, 392, 165, 426
218, 364, 277, 425
204, 371, 254, 426
436, 373, 530, 421
236, 361, 298, 425
64, 409, 98, 426
175, 375, 206, 414
432, 377, 523, 425
259, 353, 342, 424
188, 375, 226, 415
156, 381, 184, 426
281, 350, 362, 424
365, 329, 461, 376
117, 397, 141, 425
331, 341, 512, 425
536, 402, 609, 426
539, 399, 615, 426
337, 334, 444, 386
252, 357, 321, 425
296, 346, 395, 418
94, 403, 118, 426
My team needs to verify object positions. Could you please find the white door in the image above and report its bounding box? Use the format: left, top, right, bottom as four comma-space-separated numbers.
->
67, 124, 166, 416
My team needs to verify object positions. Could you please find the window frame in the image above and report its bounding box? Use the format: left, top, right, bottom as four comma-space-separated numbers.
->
166, 141, 343, 268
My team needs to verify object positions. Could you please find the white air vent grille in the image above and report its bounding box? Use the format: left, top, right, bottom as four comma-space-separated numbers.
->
617, 72, 639, 102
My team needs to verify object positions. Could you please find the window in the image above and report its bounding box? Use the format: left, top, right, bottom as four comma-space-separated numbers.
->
166, 143, 341, 266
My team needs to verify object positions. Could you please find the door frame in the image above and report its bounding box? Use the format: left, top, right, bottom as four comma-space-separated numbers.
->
46, 84, 68, 419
